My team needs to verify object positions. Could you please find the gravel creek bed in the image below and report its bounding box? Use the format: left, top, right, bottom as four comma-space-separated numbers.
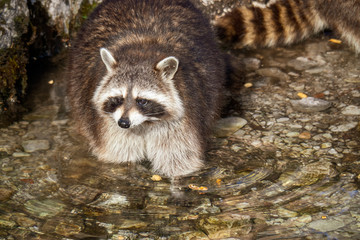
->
0, 37, 360, 239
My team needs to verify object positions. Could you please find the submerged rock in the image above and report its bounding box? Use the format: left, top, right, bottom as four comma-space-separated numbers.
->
22, 139, 50, 152
24, 199, 66, 219
0, 188, 14, 201
213, 117, 247, 137
342, 105, 360, 115
198, 215, 252, 239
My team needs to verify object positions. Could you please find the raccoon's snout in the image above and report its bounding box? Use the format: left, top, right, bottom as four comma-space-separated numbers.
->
118, 118, 131, 128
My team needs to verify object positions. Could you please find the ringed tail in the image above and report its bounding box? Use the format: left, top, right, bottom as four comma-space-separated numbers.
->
215, 0, 327, 49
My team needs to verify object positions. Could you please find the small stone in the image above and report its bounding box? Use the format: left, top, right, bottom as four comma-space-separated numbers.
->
93, 193, 130, 209
298, 131, 311, 139
118, 220, 149, 229
0, 145, 13, 155
0, 188, 14, 201
286, 132, 300, 138
344, 77, 360, 83
277, 207, 298, 218
330, 122, 358, 132
0, 219, 16, 228
230, 145, 242, 152
55, 221, 83, 236
12, 152, 31, 157
290, 97, 331, 112
243, 58, 261, 71
277, 117, 290, 122
328, 148, 338, 155
213, 117, 247, 137
251, 140, 262, 147
2, 166, 14, 172
321, 142, 332, 149
287, 56, 325, 71
346, 141, 358, 148
51, 119, 69, 126
322, 133, 333, 139
13, 215, 36, 227
342, 105, 360, 115
22, 140, 50, 152
25, 199, 66, 219
256, 68, 290, 81
289, 82, 305, 91
308, 219, 345, 232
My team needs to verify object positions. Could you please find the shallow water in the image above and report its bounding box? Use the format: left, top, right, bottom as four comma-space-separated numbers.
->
1, 38, 360, 239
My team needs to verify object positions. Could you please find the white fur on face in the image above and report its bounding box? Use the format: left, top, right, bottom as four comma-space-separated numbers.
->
127, 108, 150, 127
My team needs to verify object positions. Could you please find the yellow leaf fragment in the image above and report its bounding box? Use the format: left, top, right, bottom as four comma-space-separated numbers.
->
188, 184, 208, 191
151, 175, 162, 181
244, 82, 253, 88
329, 39, 342, 44
216, 178, 222, 186
297, 92, 308, 99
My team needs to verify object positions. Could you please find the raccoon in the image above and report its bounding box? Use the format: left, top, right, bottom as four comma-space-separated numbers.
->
215, 0, 360, 53
67, 0, 226, 177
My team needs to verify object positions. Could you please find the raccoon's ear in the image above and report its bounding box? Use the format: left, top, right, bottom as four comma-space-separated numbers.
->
156, 56, 179, 81
100, 48, 117, 72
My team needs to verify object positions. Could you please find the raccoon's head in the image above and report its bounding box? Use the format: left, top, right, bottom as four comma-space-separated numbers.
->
92, 48, 184, 129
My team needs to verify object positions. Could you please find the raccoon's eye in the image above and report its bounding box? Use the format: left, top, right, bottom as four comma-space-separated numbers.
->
136, 98, 149, 107
103, 97, 124, 113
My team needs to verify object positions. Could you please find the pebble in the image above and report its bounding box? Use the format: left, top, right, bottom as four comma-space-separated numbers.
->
256, 67, 290, 81
286, 132, 300, 138
0, 188, 14, 201
277, 207, 298, 218
93, 193, 130, 208
277, 117, 290, 123
321, 142, 332, 149
13, 214, 37, 227
344, 77, 360, 83
330, 122, 358, 132
0, 145, 13, 155
289, 82, 305, 91
213, 117, 247, 137
290, 97, 332, 112
12, 152, 31, 157
22, 140, 50, 152
298, 131, 311, 139
243, 58, 261, 71
342, 105, 360, 115
25, 199, 66, 219
230, 145, 242, 152
118, 220, 149, 229
287, 56, 325, 71
308, 218, 345, 232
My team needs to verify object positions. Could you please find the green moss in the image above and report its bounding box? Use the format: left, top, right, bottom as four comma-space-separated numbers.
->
0, 0, 11, 9
69, 0, 99, 36
14, 14, 29, 35
0, 40, 28, 112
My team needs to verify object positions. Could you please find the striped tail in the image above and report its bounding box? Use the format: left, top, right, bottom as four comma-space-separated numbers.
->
215, 0, 327, 49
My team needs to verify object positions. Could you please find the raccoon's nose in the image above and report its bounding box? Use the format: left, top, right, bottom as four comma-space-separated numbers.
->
118, 118, 131, 128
